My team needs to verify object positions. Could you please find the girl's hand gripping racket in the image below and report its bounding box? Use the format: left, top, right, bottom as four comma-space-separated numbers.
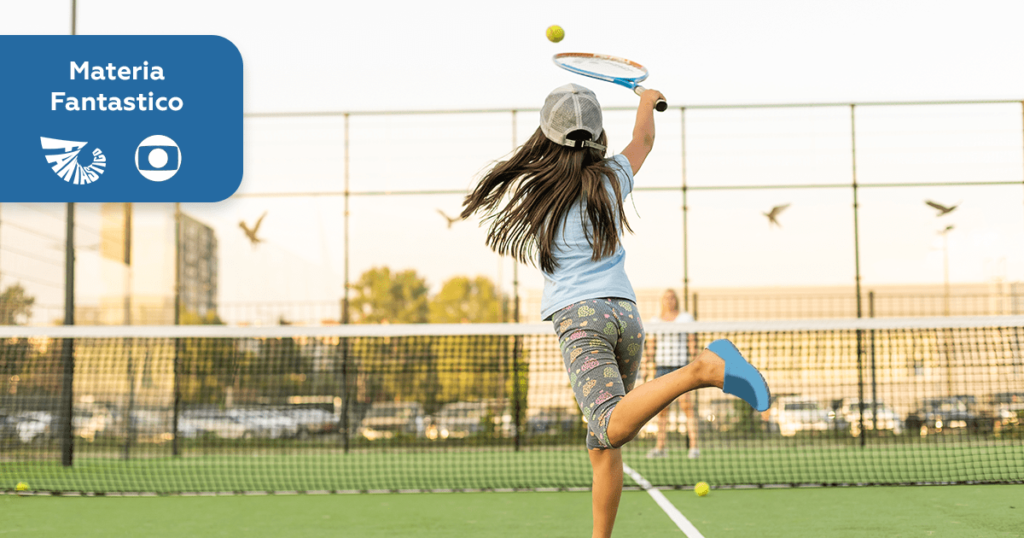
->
553, 52, 668, 112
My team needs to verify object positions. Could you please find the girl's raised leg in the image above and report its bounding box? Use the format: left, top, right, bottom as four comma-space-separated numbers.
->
606, 349, 724, 448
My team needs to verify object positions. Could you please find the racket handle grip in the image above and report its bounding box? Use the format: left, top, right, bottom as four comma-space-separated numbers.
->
634, 85, 668, 112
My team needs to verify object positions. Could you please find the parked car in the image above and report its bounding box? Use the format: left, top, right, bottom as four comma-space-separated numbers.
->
15, 411, 54, 443
767, 396, 831, 437
432, 400, 511, 439
906, 395, 993, 436
128, 410, 173, 443
359, 402, 424, 440
73, 408, 114, 442
0, 413, 17, 441
839, 399, 903, 436
179, 411, 257, 440
226, 409, 298, 439
284, 408, 338, 438
991, 392, 1024, 429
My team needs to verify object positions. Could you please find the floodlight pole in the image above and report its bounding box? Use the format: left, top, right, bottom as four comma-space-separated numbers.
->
340, 113, 351, 454
851, 104, 867, 448
681, 107, 690, 312
510, 110, 522, 451
59, 0, 78, 469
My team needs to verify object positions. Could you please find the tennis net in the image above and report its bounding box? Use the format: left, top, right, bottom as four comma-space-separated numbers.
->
2, 317, 1023, 494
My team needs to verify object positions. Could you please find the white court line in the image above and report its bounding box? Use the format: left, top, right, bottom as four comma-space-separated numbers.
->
623, 464, 705, 538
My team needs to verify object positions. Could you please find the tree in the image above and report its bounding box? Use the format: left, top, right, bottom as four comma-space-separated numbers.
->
428, 276, 504, 324
0, 284, 35, 325
428, 277, 521, 419
348, 267, 429, 324
179, 308, 223, 325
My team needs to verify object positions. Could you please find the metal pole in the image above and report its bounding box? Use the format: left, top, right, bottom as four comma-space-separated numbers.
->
943, 230, 950, 316
340, 113, 351, 454
58, 0, 79, 470
851, 105, 863, 318
59, 202, 75, 467
850, 104, 866, 447
343, 112, 350, 327
122, 203, 134, 460
171, 203, 181, 457
681, 107, 690, 312
510, 110, 522, 451
511, 110, 520, 326
869, 291, 878, 434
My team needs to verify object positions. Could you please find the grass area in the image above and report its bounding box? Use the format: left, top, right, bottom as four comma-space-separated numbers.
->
666, 484, 1024, 537
2, 485, 1022, 537
2, 442, 1022, 493
0, 491, 678, 538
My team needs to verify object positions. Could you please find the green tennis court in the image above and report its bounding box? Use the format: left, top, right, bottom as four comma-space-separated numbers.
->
4, 484, 1022, 537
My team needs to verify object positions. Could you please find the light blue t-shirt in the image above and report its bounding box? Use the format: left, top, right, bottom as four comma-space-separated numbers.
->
540, 153, 636, 321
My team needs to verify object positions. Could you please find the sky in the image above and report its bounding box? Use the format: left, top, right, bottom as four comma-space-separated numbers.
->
1, 0, 1023, 322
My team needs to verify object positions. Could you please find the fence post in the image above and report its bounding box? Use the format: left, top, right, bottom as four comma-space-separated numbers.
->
59, 202, 75, 467
340, 112, 351, 454
171, 203, 181, 457
339, 336, 350, 454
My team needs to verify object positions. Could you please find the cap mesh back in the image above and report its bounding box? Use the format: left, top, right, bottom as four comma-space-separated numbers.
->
540, 84, 603, 147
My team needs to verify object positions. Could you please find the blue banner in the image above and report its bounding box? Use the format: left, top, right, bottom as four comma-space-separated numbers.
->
0, 35, 242, 202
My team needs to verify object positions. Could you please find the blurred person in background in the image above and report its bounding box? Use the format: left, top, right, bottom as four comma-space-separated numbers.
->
645, 289, 699, 459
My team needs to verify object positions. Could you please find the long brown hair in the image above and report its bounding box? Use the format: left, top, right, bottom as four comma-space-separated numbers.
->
461, 127, 631, 273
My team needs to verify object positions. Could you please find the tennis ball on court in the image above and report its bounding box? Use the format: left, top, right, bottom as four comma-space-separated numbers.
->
546, 25, 565, 43
15, 482, 28, 491
694, 481, 709, 497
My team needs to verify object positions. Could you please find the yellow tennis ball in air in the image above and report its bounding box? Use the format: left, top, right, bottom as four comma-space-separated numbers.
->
15, 482, 29, 491
546, 25, 565, 43
694, 481, 710, 497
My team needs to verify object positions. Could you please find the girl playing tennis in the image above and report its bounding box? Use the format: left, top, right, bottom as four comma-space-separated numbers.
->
461, 84, 770, 538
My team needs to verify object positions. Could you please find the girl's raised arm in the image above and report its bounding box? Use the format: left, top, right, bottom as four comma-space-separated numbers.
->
620, 89, 665, 176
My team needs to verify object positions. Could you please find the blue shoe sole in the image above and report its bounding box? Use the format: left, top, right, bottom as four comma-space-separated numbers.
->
708, 339, 771, 412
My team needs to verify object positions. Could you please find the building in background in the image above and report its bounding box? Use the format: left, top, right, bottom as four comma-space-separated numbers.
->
178, 213, 219, 323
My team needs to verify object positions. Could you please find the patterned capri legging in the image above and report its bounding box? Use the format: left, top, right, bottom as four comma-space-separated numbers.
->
551, 298, 646, 450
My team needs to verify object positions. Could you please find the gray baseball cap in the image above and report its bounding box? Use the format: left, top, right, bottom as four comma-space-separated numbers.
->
540, 83, 606, 152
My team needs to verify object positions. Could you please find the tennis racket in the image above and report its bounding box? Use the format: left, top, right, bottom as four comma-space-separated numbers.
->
553, 52, 668, 112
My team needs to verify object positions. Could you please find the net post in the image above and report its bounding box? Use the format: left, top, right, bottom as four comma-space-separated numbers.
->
123, 337, 135, 461
869, 292, 878, 434
512, 333, 523, 452
338, 332, 350, 455
857, 328, 866, 448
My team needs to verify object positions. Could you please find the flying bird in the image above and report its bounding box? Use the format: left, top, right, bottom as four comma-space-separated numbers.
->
239, 212, 267, 245
763, 204, 790, 227
437, 209, 462, 229
925, 200, 958, 216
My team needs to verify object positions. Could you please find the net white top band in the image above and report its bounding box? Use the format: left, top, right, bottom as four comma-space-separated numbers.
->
0, 316, 1022, 339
